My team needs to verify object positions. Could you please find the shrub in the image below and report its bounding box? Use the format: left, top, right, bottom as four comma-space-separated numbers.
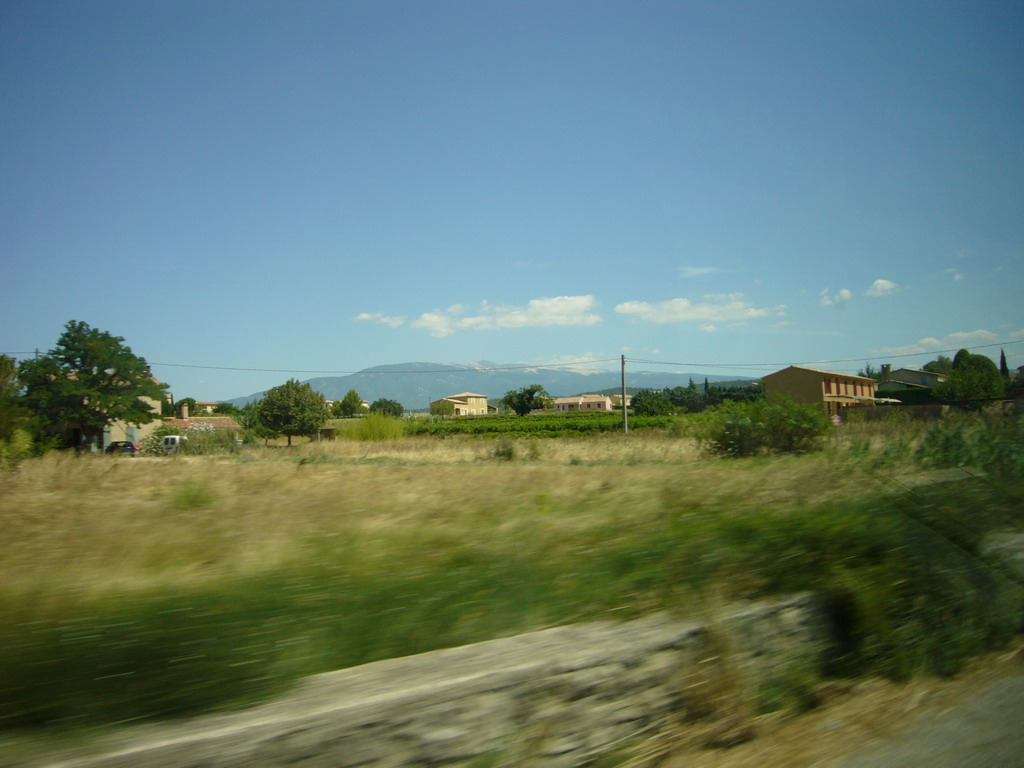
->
916, 413, 1024, 478
692, 395, 830, 457
139, 424, 181, 456
348, 413, 406, 441
181, 423, 241, 455
0, 428, 33, 467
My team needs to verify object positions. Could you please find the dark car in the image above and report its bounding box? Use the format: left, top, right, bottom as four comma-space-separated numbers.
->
105, 441, 139, 456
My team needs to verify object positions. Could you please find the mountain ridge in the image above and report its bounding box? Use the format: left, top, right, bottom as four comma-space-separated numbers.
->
226, 362, 757, 410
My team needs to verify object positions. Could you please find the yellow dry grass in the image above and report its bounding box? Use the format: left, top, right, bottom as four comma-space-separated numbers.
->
0, 435, 885, 608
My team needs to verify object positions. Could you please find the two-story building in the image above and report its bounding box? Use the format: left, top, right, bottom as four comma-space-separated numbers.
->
430, 392, 490, 416
762, 366, 881, 416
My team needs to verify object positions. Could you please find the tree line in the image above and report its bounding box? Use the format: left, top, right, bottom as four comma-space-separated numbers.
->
2, 320, 1019, 461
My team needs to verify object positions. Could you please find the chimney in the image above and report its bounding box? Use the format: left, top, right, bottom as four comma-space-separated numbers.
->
881, 364, 891, 382
179, 401, 189, 419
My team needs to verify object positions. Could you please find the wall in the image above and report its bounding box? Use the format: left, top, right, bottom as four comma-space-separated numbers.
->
45, 593, 829, 768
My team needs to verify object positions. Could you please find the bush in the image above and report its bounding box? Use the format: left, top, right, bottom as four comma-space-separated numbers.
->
181, 423, 241, 455
0, 428, 33, 467
139, 424, 181, 456
916, 413, 1024, 478
347, 414, 406, 441
692, 395, 830, 457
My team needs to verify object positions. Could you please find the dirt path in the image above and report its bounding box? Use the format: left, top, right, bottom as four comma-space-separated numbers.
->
663, 645, 1024, 768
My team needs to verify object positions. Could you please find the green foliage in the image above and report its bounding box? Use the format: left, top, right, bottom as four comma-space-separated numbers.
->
334, 389, 366, 418
857, 363, 882, 381
923, 355, 953, 374
236, 401, 278, 443
0, 428, 33, 467
501, 384, 549, 416
179, 423, 241, 456
347, 413, 406, 441
369, 398, 404, 418
255, 379, 330, 445
139, 424, 181, 456
429, 398, 456, 416
17, 321, 167, 445
630, 389, 674, 416
212, 402, 242, 417
174, 397, 197, 415
405, 411, 674, 437
692, 394, 830, 457
703, 487, 1023, 679
915, 413, 1024, 478
0, 355, 28, 444
933, 349, 1005, 407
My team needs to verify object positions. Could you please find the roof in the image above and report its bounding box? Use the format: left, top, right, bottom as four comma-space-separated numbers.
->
444, 392, 488, 400
763, 365, 876, 383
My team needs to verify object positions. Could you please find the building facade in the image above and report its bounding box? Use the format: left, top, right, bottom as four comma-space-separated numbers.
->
430, 392, 490, 416
552, 394, 614, 412
762, 366, 880, 415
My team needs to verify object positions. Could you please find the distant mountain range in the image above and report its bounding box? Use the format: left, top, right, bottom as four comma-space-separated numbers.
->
226, 362, 757, 410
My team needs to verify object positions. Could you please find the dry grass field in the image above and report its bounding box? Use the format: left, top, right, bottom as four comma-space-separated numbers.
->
2, 434, 879, 604
1, 417, 1021, 749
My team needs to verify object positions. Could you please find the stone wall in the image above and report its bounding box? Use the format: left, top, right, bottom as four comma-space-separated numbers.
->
43, 593, 829, 768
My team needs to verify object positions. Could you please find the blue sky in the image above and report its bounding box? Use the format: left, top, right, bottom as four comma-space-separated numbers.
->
2, 0, 1022, 400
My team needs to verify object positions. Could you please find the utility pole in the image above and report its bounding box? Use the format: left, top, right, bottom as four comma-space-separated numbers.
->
621, 354, 628, 434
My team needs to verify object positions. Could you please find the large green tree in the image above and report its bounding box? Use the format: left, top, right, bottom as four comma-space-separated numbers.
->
429, 398, 456, 416
933, 349, 1005, 407
369, 398, 404, 418
18, 321, 166, 446
333, 389, 366, 418
923, 355, 954, 375
630, 389, 675, 416
501, 384, 549, 416
255, 379, 330, 445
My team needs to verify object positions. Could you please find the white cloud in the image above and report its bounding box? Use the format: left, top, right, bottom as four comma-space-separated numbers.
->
614, 293, 785, 324
876, 329, 999, 356
411, 295, 601, 337
866, 279, 899, 297
410, 311, 457, 337
946, 269, 965, 281
819, 288, 852, 306
353, 312, 405, 328
699, 324, 718, 333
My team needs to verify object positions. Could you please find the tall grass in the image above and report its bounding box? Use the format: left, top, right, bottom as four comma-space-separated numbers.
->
0, 415, 1021, 733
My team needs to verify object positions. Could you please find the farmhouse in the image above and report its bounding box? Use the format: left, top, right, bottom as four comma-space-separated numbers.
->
762, 365, 887, 415
552, 394, 614, 412
430, 392, 490, 416
876, 365, 947, 391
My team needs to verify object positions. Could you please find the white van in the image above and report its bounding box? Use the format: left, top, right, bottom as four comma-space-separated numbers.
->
162, 435, 188, 455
